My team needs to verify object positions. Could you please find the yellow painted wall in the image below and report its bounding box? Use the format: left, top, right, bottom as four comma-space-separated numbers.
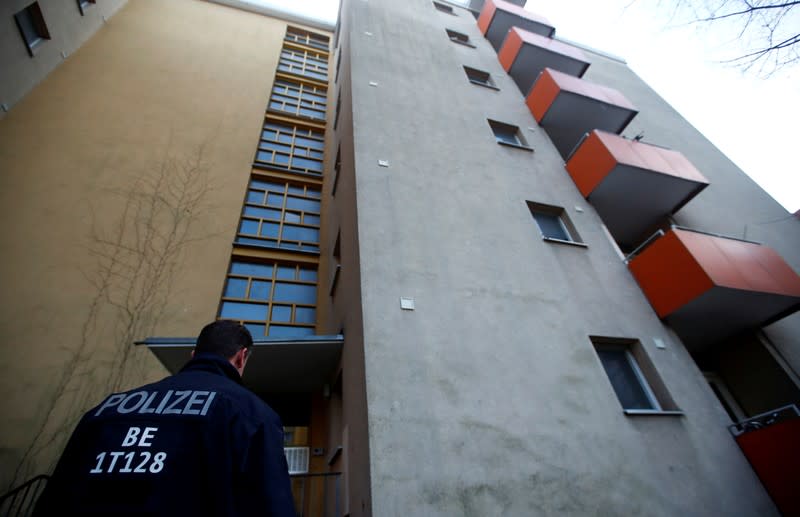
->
0, 0, 293, 490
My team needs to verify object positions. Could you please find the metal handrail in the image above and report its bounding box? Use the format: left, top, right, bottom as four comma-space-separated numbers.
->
728, 404, 800, 437
0, 474, 50, 517
624, 229, 664, 263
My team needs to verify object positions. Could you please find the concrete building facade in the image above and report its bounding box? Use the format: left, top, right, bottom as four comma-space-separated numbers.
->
1, 0, 799, 515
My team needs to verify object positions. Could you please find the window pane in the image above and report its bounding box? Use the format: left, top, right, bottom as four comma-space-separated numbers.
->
282, 225, 319, 243
239, 219, 259, 235
224, 278, 248, 298
286, 196, 320, 213
295, 307, 316, 324
244, 323, 266, 339
271, 305, 292, 322
534, 212, 569, 240
249, 280, 272, 300
268, 325, 315, 337
267, 193, 284, 207
597, 349, 654, 410
304, 214, 320, 226
273, 282, 317, 303
231, 262, 272, 278
220, 302, 268, 321
260, 222, 280, 238
247, 190, 265, 204
276, 266, 296, 280
284, 212, 302, 223
244, 206, 282, 220
298, 268, 317, 282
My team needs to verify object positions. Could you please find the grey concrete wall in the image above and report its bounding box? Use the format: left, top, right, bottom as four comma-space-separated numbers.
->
0, 0, 128, 119
345, 0, 779, 514
318, 2, 374, 513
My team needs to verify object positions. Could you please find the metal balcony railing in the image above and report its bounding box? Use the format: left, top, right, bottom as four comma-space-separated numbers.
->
285, 446, 311, 474
728, 404, 800, 437
0, 475, 49, 517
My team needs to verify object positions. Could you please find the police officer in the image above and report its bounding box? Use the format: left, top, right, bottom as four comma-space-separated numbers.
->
34, 320, 295, 516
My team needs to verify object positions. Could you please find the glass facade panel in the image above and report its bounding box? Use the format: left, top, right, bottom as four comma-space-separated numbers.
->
219, 261, 318, 337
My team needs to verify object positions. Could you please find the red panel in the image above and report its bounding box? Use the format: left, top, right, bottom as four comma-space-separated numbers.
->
735, 419, 800, 516
526, 68, 560, 123
675, 229, 800, 297
564, 131, 617, 197
546, 68, 636, 110
628, 230, 714, 318
515, 27, 588, 64
497, 26, 523, 72
493, 0, 553, 29
594, 131, 708, 184
477, 0, 498, 36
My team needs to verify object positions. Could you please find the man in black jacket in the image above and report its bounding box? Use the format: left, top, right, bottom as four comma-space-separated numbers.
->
34, 320, 295, 516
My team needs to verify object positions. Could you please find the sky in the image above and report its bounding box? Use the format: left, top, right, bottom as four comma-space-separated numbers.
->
253, 0, 799, 213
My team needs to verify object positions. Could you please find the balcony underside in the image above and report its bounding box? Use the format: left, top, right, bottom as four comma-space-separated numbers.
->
500, 28, 589, 96
665, 287, 800, 350
587, 165, 708, 247
139, 335, 343, 394
628, 228, 800, 350
537, 93, 637, 158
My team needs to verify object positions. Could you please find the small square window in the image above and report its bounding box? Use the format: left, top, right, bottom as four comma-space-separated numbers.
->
77, 0, 96, 15
464, 66, 498, 90
488, 120, 530, 150
446, 29, 474, 47
591, 337, 681, 415
526, 201, 583, 245
433, 1, 456, 15
331, 145, 342, 196
14, 2, 50, 57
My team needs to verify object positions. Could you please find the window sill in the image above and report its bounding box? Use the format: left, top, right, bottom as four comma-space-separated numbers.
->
497, 141, 533, 152
469, 79, 499, 91
449, 38, 475, 48
623, 409, 684, 417
542, 237, 587, 248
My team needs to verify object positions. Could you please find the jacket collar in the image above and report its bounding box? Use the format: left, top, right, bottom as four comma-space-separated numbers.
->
180, 352, 243, 385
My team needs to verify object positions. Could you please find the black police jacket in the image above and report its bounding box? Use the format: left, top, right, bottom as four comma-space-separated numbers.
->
34, 353, 295, 517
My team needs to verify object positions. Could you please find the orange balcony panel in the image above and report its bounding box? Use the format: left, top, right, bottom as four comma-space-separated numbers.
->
565, 130, 709, 246
735, 417, 800, 516
526, 68, 638, 158
628, 228, 800, 348
498, 27, 590, 96
478, 0, 554, 51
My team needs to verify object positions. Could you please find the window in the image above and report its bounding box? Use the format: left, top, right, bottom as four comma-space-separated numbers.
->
236, 178, 321, 252
488, 120, 530, 150
77, 0, 95, 15
14, 2, 50, 56
335, 51, 342, 84
464, 66, 497, 89
591, 337, 681, 415
285, 27, 330, 52
333, 91, 342, 130
278, 47, 329, 81
526, 201, 584, 245
220, 260, 317, 338
331, 145, 342, 196
255, 120, 325, 175
446, 29, 474, 47
269, 79, 327, 121
330, 231, 342, 296
433, 1, 456, 14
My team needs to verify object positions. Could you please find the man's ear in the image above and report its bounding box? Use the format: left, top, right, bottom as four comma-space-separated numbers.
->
233, 348, 247, 370
191, 349, 195, 358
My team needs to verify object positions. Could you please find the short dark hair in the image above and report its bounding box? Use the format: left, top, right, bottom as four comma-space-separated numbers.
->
195, 320, 253, 358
